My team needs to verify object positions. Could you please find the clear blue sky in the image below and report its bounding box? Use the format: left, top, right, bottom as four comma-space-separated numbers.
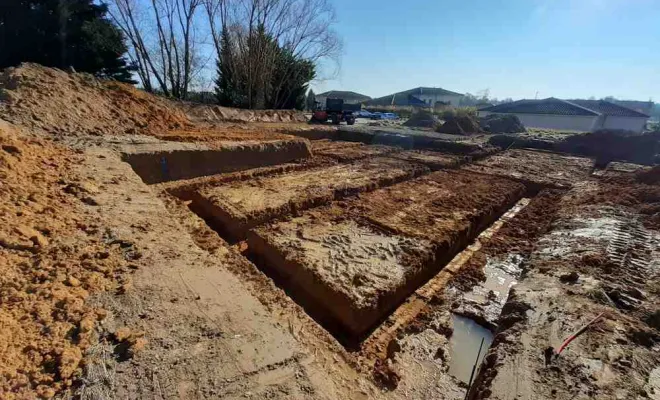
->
312, 0, 659, 101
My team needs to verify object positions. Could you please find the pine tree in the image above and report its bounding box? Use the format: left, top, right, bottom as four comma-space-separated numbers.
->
0, 0, 136, 83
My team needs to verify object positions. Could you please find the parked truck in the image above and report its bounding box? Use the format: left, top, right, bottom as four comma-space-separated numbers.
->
310, 98, 357, 125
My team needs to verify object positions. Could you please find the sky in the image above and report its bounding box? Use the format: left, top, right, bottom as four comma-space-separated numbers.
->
311, 0, 659, 101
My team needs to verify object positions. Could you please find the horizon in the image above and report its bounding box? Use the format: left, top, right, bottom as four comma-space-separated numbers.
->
310, 0, 659, 102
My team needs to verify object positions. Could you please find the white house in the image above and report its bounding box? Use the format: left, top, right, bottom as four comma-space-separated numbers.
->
478, 98, 649, 133
364, 87, 463, 108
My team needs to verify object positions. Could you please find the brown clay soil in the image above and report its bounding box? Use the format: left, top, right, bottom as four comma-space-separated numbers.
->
469, 182, 660, 399
2, 63, 659, 400
247, 171, 524, 338
0, 64, 192, 137
463, 148, 594, 188
0, 121, 134, 398
310, 139, 364, 152
249, 214, 436, 337
314, 143, 400, 162
191, 157, 427, 239
388, 149, 466, 170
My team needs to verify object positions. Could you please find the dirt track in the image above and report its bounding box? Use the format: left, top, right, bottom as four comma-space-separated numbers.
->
1, 64, 659, 400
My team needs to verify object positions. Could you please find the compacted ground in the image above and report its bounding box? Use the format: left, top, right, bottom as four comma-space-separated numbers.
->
1, 64, 658, 400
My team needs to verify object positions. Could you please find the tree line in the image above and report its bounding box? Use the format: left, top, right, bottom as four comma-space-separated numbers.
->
0, 0, 340, 110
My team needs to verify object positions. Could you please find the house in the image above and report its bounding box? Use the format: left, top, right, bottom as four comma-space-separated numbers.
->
611, 100, 654, 117
478, 98, 650, 133
364, 87, 464, 108
315, 91, 371, 108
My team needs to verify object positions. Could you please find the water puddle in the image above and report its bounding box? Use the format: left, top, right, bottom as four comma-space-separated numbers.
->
463, 253, 524, 324
448, 314, 494, 384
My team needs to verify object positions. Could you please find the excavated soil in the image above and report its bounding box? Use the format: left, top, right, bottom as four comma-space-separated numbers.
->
247, 171, 524, 339
388, 150, 466, 170
0, 121, 132, 399
469, 185, 660, 400
314, 144, 400, 162
190, 158, 427, 240
0, 64, 192, 137
463, 148, 594, 188
3, 63, 659, 400
349, 171, 525, 248
123, 138, 312, 184
249, 216, 436, 338
310, 139, 365, 152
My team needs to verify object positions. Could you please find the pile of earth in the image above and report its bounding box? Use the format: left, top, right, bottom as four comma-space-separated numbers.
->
402, 110, 439, 128
183, 103, 307, 123
436, 114, 482, 135
0, 119, 133, 398
557, 129, 660, 165
479, 114, 526, 133
0, 63, 193, 137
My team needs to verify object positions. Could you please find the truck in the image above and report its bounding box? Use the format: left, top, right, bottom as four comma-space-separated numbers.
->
310, 98, 357, 125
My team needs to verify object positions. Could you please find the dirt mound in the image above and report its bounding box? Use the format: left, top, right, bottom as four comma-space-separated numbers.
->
436, 114, 482, 135
636, 165, 660, 185
184, 103, 307, 123
479, 114, 526, 133
0, 120, 131, 398
436, 119, 465, 134
0, 63, 192, 137
557, 129, 660, 165
403, 110, 439, 128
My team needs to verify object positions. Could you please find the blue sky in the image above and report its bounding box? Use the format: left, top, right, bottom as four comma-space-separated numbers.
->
312, 0, 659, 101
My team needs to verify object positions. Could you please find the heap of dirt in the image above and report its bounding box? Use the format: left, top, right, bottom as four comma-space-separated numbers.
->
402, 110, 439, 128
557, 129, 660, 165
436, 114, 482, 135
435, 119, 465, 135
635, 165, 660, 185
0, 63, 193, 137
0, 120, 132, 398
183, 103, 307, 123
479, 114, 526, 133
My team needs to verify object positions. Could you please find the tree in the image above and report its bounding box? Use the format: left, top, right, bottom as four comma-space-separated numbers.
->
206, 0, 339, 109
306, 89, 316, 111
106, 0, 204, 98
0, 0, 136, 83
214, 27, 315, 110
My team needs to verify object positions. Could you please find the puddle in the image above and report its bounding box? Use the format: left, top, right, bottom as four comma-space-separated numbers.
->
463, 253, 524, 324
448, 314, 493, 384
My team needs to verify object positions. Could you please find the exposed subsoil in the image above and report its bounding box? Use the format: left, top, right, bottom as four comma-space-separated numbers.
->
464, 148, 595, 188
2, 63, 659, 400
388, 149, 466, 170
0, 121, 134, 399
191, 157, 427, 240
314, 144, 400, 162
469, 185, 660, 399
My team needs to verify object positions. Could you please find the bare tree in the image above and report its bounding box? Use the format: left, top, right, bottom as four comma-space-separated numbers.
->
105, 0, 203, 99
